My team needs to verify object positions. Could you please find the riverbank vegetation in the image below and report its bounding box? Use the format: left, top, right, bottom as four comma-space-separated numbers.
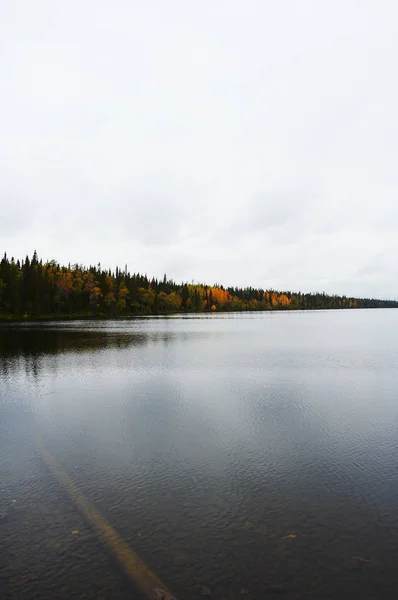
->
0, 252, 397, 319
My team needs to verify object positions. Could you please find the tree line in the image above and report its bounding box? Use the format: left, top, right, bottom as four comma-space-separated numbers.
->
0, 251, 397, 319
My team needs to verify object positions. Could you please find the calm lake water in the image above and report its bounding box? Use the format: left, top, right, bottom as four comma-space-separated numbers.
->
1, 310, 398, 599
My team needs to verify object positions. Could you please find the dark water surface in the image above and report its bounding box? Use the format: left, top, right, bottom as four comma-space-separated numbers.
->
1, 310, 398, 599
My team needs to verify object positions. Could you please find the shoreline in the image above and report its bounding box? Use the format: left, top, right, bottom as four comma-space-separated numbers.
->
1, 305, 396, 324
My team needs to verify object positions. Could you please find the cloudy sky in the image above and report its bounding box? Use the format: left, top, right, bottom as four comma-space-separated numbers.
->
1, 1, 397, 298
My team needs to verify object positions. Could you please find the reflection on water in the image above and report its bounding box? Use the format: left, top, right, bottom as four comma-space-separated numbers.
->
0, 324, 180, 383
0, 324, 174, 356
1, 311, 398, 599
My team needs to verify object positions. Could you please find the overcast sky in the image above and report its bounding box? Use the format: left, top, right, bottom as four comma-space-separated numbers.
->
1, 1, 398, 298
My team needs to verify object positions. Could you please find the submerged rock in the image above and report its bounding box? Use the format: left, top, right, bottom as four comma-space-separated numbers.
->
153, 588, 177, 600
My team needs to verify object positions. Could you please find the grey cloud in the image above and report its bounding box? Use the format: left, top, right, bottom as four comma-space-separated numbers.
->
1, 1, 398, 297
242, 189, 320, 235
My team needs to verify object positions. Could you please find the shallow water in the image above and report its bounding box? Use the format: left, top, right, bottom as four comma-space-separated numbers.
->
1, 310, 398, 599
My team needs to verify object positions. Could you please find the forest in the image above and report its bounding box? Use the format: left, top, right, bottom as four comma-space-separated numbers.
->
0, 251, 397, 319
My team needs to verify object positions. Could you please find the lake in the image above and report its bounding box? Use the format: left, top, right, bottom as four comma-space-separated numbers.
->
1, 310, 398, 599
